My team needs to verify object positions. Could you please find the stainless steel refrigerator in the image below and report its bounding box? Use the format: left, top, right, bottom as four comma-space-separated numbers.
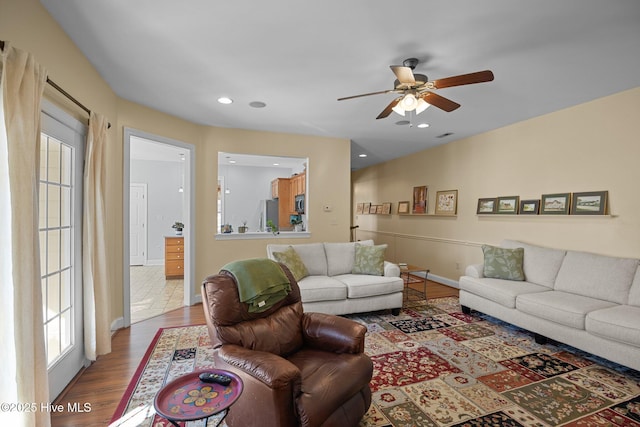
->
260, 199, 278, 231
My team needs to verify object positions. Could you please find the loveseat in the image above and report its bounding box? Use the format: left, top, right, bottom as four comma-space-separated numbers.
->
266, 240, 404, 315
459, 239, 640, 371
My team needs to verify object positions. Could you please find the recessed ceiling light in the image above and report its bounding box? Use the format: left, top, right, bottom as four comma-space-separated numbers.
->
249, 101, 267, 108
417, 123, 430, 128
229, 160, 236, 164
273, 162, 279, 166
217, 97, 233, 104
358, 154, 367, 158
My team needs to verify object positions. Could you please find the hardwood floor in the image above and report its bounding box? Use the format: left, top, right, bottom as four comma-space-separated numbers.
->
51, 281, 458, 426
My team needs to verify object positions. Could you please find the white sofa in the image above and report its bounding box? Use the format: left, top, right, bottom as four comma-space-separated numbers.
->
459, 239, 640, 371
266, 240, 404, 315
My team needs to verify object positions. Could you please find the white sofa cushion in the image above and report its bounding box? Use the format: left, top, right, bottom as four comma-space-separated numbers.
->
267, 243, 328, 276
324, 240, 373, 276
296, 275, 347, 302
554, 251, 638, 304
336, 274, 404, 299
516, 291, 616, 329
458, 276, 549, 308
586, 305, 640, 347
628, 267, 640, 307
501, 240, 566, 288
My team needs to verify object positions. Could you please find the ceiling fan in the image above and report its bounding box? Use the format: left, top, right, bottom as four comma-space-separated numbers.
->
338, 58, 494, 119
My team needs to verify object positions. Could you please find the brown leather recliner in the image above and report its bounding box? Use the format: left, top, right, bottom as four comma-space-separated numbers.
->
201, 265, 373, 427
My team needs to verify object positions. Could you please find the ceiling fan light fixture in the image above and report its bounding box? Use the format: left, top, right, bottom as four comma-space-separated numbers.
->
391, 104, 406, 116
415, 99, 430, 115
401, 93, 417, 111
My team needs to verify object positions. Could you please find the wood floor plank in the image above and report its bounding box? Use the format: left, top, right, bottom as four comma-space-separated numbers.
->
51, 281, 458, 426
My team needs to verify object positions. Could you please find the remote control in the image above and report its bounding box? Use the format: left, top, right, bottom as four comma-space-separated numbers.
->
199, 372, 232, 386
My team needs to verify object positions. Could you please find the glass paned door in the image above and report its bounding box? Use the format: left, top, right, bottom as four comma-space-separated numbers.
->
40, 103, 86, 399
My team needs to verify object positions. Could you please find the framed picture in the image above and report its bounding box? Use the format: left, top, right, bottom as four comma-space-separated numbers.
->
497, 196, 520, 214
571, 191, 608, 215
363, 202, 371, 214
368, 204, 377, 214
519, 199, 540, 215
375, 205, 383, 214
398, 201, 410, 215
382, 202, 392, 215
541, 193, 571, 215
356, 203, 364, 214
435, 190, 458, 216
412, 185, 428, 214
477, 198, 497, 214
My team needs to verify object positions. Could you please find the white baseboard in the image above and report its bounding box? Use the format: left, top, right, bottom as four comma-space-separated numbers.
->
111, 316, 124, 332
411, 271, 459, 289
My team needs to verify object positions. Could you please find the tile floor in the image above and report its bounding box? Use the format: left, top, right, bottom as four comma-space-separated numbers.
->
130, 265, 184, 324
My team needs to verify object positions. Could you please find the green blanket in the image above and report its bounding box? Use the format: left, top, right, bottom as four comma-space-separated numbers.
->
222, 258, 291, 313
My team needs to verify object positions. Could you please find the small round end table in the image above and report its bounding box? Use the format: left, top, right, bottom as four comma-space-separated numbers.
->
154, 369, 243, 427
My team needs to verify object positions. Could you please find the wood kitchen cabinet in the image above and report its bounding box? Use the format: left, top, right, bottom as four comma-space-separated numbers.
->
165, 236, 184, 279
270, 177, 294, 229
291, 172, 305, 196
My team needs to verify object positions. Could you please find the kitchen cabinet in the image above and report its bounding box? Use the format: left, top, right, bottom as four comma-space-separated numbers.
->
271, 178, 294, 229
165, 237, 184, 279
291, 172, 305, 196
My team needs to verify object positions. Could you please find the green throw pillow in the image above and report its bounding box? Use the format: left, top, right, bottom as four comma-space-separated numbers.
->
482, 245, 525, 281
273, 246, 309, 281
352, 243, 387, 276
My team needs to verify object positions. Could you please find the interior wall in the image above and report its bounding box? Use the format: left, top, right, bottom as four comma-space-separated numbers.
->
352, 87, 640, 285
5, 0, 352, 326
130, 159, 184, 262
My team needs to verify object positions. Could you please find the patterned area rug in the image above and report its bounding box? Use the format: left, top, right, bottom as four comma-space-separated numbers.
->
111, 297, 640, 427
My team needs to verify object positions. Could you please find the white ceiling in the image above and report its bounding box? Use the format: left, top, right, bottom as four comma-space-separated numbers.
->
41, 0, 640, 170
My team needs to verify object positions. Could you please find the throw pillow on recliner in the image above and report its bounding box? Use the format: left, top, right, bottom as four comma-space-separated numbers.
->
352, 243, 387, 276
273, 246, 309, 281
482, 244, 525, 281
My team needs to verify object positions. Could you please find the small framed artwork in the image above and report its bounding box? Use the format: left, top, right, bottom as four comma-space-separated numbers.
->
497, 196, 520, 214
412, 185, 428, 214
369, 204, 378, 214
356, 203, 364, 214
541, 193, 571, 215
382, 202, 392, 215
477, 198, 497, 214
571, 191, 608, 215
519, 199, 540, 215
376, 205, 384, 214
363, 202, 371, 214
397, 201, 410, 215
435, 190, 458, 216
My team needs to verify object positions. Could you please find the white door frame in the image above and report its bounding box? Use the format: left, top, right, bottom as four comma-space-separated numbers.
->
129, 183, 148, 266
122, 127, 195, 328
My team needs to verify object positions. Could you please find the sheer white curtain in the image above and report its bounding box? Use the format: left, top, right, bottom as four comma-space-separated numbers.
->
0, 42, 51, 427
83, 111, 111, 360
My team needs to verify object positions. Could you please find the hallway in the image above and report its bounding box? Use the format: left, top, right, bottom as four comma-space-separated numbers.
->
130, 265, 184, 324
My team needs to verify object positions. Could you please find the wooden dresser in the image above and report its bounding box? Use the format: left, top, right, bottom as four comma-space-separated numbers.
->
164, 236, 184, 279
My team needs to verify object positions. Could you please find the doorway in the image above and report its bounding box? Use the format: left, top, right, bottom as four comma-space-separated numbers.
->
123, 128, 195, 327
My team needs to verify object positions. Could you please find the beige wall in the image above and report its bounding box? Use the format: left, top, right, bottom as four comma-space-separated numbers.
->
352, 87, 640, 284
3, 0, 351, 325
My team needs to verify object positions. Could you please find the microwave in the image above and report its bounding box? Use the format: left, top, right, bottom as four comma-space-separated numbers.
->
295, 194, 305, 214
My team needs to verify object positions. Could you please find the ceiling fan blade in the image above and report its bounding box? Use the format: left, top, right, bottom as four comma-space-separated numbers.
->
420, 92, 460, 112
390, 66, 415, 85
432, 70, 494, 89
337, 89, 394, 101
376, 98, 401, 119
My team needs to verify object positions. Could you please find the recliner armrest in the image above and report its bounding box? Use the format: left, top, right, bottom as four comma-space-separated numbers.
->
218, 344, 301, 389
302, 312, 366, 354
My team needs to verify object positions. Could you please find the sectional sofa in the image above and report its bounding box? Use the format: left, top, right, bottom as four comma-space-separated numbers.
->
459, 239, 640, 372
266, 240, 404, 315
